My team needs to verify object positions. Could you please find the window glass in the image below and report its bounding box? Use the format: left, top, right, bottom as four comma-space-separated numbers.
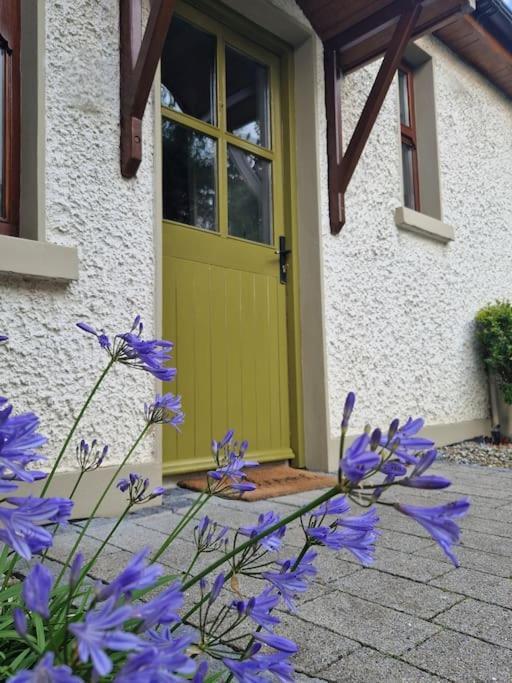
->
401, 142, 416, 211
161, 17, 216, 125
162, 119, 217, 231
226, 46, 270, 148
398, 70, 410, 127
227, 145, 272, 244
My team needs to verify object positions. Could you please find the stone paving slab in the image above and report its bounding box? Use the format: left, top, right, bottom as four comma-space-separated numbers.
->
415, 543, 512, 578
277, 612, 360, 675
332, 568, 463, 619
433, 598, 512, 650
319, 647, 447, 683
297, 591, 441, 656
402, 629, 512, 681
429, 567, 512, 609
49, 461, 512, 682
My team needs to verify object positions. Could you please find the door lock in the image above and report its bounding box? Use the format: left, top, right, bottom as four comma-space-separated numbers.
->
276, 235, 291, 284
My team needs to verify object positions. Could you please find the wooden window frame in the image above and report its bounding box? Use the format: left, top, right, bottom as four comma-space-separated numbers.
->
399, 62, 420, 212
0, 1, 20, 237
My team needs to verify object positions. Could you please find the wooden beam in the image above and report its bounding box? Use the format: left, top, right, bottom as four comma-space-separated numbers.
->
324, 47, 345, 235
120, 0, 177, 178
339, 0, 422, 195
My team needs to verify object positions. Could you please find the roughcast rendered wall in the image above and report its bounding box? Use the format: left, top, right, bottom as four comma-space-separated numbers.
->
0, 0, 159, 471
324, 36, 512, 452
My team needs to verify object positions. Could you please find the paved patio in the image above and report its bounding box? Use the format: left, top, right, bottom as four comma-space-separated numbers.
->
49, 461, 512, 682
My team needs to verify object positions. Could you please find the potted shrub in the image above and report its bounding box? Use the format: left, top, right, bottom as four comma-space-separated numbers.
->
475, 300, 512, 439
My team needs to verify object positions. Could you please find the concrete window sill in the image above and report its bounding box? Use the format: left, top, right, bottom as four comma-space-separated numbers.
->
0, 234, 79, 281
395, 206, 455, 244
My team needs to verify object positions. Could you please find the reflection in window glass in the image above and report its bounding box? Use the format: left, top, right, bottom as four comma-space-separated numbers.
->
398, 70, 410, 127
0, 49, 4, 217
161, 17, 216, 125
226, 47, 269, 148
402, 142, 416, 210
228, 145, 272, 244
162, 119, 217, 231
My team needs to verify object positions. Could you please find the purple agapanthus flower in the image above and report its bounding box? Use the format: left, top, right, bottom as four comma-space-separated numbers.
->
117, 473, 166, 505
382, 416, 434, 464
76, 439, 108, 473
145, 393, 184, 429
400, 450, 451, 489
208, 451, 258, 494
132, 581, 184, 630
0, 401, 47, 487
97, 548, 162, 602
194, 515, 229, 553
232, 588, 280, 631
7, 652, 83, 683
69, 597, 141, 676
77, 316, 177, 381
341, 391, 356, 432
253, 632, 298, 654
336, 507, 379, 532
22, 563, 54, 619
239, 511, 285, 552
0, 334, 8, 343
396, 498, 470, 565
340, 433, 380, 482
223, 645, 295, 683
310, 495, 350, 517
0, 496, 69, 560
13, 608, 27, 638
115, 632, 198, 683
262, 551, 316, 611
307, 527, 379, 565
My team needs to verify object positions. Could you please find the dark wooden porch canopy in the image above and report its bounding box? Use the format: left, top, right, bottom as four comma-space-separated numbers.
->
119, 0, 510, 235
296, 0, 475, 233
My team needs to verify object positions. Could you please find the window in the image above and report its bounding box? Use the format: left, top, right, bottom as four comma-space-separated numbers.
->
0, 1, 20, 237
398, 64, 420, 212
161, 12, 277, 246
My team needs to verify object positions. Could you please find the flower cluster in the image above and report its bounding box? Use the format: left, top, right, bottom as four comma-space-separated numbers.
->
117, 473, 166, 505
0, 316, 471, 682
76, 438, 108, 473
207, 431, 258, 495
77, 316, 176, 381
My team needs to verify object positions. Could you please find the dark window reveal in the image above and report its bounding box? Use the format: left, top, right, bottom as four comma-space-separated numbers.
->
0, 1, 20, 236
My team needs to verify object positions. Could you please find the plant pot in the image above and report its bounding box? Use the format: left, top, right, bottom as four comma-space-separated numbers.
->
489, 373, 512, 439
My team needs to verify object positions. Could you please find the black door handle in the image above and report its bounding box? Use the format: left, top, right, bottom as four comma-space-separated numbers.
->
275, 235, 291, 284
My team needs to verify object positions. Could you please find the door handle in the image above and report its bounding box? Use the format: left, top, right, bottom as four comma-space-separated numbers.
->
275, 235, 291, 284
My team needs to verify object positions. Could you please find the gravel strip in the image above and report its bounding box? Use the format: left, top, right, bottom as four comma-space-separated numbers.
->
438, 441, 512, 468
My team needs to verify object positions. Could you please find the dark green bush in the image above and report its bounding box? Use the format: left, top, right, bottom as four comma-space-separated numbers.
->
476, 300, 512, 404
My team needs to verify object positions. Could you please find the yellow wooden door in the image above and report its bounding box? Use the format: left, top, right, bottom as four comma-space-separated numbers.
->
161, 4, 293, 474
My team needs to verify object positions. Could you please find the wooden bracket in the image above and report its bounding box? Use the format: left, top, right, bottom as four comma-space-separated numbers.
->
325, 0, 422, 234
120, 0, 177, 178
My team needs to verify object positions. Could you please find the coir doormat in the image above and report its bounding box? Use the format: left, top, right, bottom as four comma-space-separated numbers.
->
177, 463, 336, 501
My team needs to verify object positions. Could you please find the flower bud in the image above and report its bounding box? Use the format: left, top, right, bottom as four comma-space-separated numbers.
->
13, 608, 27, 637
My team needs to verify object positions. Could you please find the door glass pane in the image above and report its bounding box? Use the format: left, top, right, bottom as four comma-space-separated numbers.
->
161, 17, 216, 125
162, 119, 217, 231
226, 46, 270, 148
227, 145, 272, 244
0, 49, 4, 217
398, 70, 410, 127
402, 141, 416, 210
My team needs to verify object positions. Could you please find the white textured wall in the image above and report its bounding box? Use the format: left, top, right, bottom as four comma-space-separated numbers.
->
0, 0, 158, 471
325, 35, 512, 439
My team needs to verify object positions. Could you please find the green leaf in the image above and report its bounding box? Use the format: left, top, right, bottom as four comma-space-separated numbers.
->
32, 614, 46, 651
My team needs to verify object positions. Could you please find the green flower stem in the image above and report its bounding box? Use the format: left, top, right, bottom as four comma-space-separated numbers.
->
150, 491, 211, 565
68, 470, 87, 501
55, 423, 150, 586
76, 500, 133, 588
182, 486, 338, 593
224, 540, 313, 682
41, 360, 115, 496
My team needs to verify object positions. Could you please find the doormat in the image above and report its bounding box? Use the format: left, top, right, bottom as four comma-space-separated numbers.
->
177, 463, 336, 502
